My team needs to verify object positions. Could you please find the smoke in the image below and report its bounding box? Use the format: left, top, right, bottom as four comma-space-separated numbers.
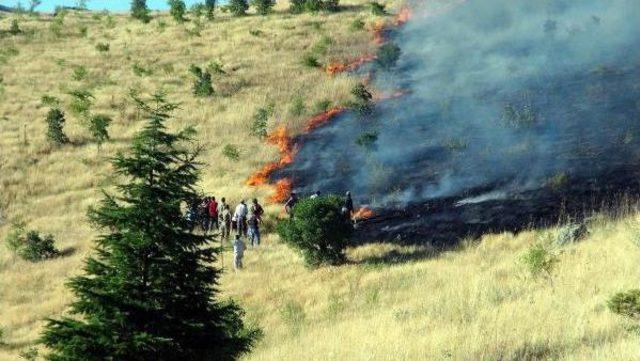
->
275, 0, 640, 210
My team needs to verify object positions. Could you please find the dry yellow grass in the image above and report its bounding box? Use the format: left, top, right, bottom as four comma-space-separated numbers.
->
1, 2, 640, 360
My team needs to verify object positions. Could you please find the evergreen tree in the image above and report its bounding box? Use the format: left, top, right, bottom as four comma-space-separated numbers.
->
168, 0, 187, 22
190, 65, 215, 97
228, 0, 249, 16
46, 108, 69, 145
205, 0, 216, 19
88, 114, 112, 144
131, 0, 151, 23
251, 0, 275, 15
41, 92, 261, 361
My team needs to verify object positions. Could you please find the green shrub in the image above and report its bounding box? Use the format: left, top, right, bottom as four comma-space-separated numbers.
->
251, 0, 275, 15
228, 0, 249, 16
78, 24, 88, 37
191, 3, 206, 17
370, 1, 386, 15
277, 195, 353, 267
302, 53, 320, 68
250, 105, 274, 138
222, 144, 240, 161
356, 131, 378, 149
608, 290, 640, 320
376, 42, 401, 69
521, 243, 558, 277
169, 0, 187, 22
131, 0, 151, 23
41, 95, 61, 107
205, 0, 216, 19
9, 19, 22, 35
312, 35, 333, 55
132, 62, 153, 77
351, 83, 372, 103
19, 347, 39, 361
45, 108, 69, 145
5, 224, 59, 262
350, 19, 365, 31
207, 60, 226, 75
249, 29, 263, 36
95, 42, 110, 52
289, 0, 305, 13
88, 114, 112, 144
289, 96, 306, 116
67, 89, 94, 116
322, 0, 340, 12
190, 65, 214, 97
304, 0, 322, 12
72, 66, 88, 81
313, 99, 332, 113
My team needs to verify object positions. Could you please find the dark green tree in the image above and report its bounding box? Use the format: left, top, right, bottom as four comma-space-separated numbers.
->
289, 0, 305, 13
205, 0, 216, 19
168, 0, 187, 22
46, 108, 69, 145
251, 0, 275, 15
376, 42, 401, 69
88, 114, 112, 144
277, 195, 353, 267
228, 0, 249, 16
41, 92, 261, 360
190, 65, 215, 97
131, 0, 151, 23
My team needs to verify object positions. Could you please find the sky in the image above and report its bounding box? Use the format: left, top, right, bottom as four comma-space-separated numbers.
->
1, 0, 215, 12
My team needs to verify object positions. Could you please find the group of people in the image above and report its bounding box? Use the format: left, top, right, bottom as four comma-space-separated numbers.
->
186, 190, 356, 271
186, 196, 265, 270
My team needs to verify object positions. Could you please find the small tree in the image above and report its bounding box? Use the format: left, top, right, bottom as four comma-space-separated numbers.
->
5, 224, 59, 262
250, 105, 273, 139
304, 0, 322, 12
251, 0, 275, 15
9, 19, 22, 35
41, 92, 261, 360
521, 243, 558, 278
289, 0, 305, 13
277, 195, 353, 267
608, 290, 640, 320
88, 114, 112, 144
376, 42, 401, 69
205, 0, 216, 19
168, 0, 187, 22
190, 65, 215, 97
351, 83, 373, 116
228, 0, 249, 16
370, 1, 386, 15
46, 108, 69, 145
131, 0, 151, 23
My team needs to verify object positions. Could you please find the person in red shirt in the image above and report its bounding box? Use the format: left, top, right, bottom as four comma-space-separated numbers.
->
207, 196, 219, 231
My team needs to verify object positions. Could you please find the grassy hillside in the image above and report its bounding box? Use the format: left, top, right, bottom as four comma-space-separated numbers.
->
1, 1, 640, 360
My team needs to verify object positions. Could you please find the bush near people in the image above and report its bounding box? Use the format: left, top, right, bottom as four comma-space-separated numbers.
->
277, 195, 353, 267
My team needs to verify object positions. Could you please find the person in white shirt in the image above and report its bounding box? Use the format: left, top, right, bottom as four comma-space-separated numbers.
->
233, 235, 245, 270
234, 200, 248, 237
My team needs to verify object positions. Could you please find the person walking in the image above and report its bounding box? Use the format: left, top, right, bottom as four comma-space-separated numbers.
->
233, 234, 245, 271
207, 196, 219, 232
284, 192, 298, 218
219, 204, 232, 244
250, 198, 264, 221
247, 213, 261, 247
234, 200, 248, 237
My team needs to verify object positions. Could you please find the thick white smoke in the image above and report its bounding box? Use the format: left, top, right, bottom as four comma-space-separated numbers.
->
277, 0, 640, 209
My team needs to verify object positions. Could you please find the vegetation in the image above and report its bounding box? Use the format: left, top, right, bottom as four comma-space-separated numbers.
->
376, 42, 401, 69
302, 53, 320, 68
521, 242, 558, 278
95, 42, 110, 52
9, 19, 22, 35
356, 130, 378, 149
370, 1, 387, 15
251, 0, 276, 15
190, 65, 215, 97
87, 114, 112, 144
277, 195, 353, 267
608, 290, 640, 320
222, 144, 241, 161
41, 93, 261, 360
168, 0, 187, 22
350, 83, 373, 115
131, 0, 151, 23
5, 224, 59, 262
45, 108, 69, 145
205, 0, 217, 19
228, 0, 249, 16
250, 105, 273, 138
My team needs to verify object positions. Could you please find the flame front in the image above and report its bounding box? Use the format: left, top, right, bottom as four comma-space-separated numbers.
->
246, 126, 295, 187
304, 107, 347, 132
354, 207, 375, 220
326, 55, 377, 75
267, 178, 293, 203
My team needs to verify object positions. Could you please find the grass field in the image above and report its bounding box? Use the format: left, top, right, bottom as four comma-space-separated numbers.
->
1, 1, 640, 360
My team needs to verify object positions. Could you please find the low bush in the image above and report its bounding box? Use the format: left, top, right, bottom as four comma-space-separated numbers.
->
88, 114, 112, 144
277, 195, 353, 267
302, 53, 320, 68
132, 62, 153, 77
250, 105, 274, 138
190, 65, 215, 97
370, 1, 386, 15
228, 0, 249, 16
521, 243, 558, 278
222, 144, 240, 161
5, 223, 59, 262
95, 42, 110, 52
356, 131, 378, 149
45, 108, 69, 145
72, 66, 88, 81
376, 42, 401, 69
9, 19, 22, 35
67, 89, 94, 116
251, 0, 275, 15
350, 19, 365, 31
608, 290, 640, 320
169, 0, 187, 22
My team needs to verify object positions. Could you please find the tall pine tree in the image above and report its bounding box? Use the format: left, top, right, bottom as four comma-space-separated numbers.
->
41, 92, 260, 361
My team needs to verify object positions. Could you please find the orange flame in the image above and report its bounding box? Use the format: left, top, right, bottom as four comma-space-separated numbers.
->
304, 106, 346, 132
374, 89, 409, 101
372, 20, 387, 45
267, 178, 293, 203
395, 7, 412, 26
325, 54, 377, 75
246, 126, 295, 187
354, 207, 375, 220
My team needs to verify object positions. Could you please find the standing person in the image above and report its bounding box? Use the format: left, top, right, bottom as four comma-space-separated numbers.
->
219, 204, 232, 244
185, 199, 199, 233
198, 197, 210, 234
234, 200, 248, 237
207, 196, 219, 232
343, 191, 354, 220
247, 213, 260, 247
217, 197, 228, 224
233, 234, 245, 271
284, 192, 298, 218
250, 198, 264, 221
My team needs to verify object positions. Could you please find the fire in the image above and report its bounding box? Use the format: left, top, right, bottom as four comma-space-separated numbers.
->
395, 7, 412, 26
374, 89, 409, 101
267, 178, 293, 204
325, 54, 377, 75
304, 107, 346, 132
246, 126, 295, 187
353, 207, 375, 220
372, 20, 386, 45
